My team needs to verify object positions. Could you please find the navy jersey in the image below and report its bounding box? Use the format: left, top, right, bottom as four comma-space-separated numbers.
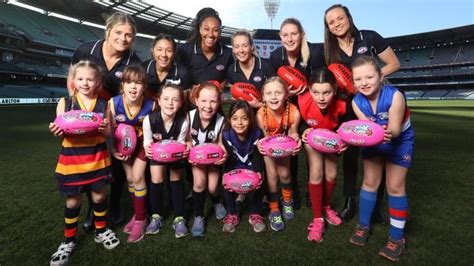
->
226, 56, 275, 90
72, 40, 141, 97
143, 59, 191, 97
222, 126, 264, 173
176, 41, 233, 85
270, 42, 325, 80
337, 30, 389, 67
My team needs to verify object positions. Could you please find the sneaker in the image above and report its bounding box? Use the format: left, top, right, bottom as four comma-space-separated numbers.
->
123, 215, 136, 234
222, 214, 240, 233
248, 214, 266, 233
323, 206, 342, 226
268, 211, 285, 232
191, 216, 205, 237
172, 216, 189, 238
50, 241, 75, 265
307, 218, 325, 243
127, 220, 147, 243
378, 237, 406, 262
94, 228, 120, 249
214, 203, 227, 220
146, 214, 164, 235
281, 200, 295, 221
349, 224, 371, 247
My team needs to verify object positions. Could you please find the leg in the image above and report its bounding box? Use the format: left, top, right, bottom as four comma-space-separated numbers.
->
208, 166, 226, 220
340, 145, 359, 221
305, 145, 325, 242
191, 165, 207, 237
91, 189, 120, 249
264, 156, 285, 232
322, 155, 342, 226
147, 165, 166, 234
169, 167, 188, 238
109, 157, 126, 224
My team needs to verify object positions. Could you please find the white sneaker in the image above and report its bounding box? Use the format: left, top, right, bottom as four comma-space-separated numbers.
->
50, 241, 75, 266
94, 228, 120, 249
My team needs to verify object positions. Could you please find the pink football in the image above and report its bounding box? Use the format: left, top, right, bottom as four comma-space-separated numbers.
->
223, 169, 262, 194
306, 128, 342, 153
260, 134, 298, 158
114, 123, 137, 156
337, 120, 385, 147
151, 140, 186, 163
189, 143, 224, 165
54, 110, 103, 137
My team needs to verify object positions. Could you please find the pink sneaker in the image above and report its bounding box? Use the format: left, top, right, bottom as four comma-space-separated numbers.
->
307, 218, 325, 243
222, 214, 239, 233
323, 206, 342, 226
123, 215, 136, 234
127, 220, 147, 243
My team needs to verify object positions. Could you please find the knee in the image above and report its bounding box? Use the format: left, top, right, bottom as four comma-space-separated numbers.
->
387, 184, 405, 196
362, 179, 379, 191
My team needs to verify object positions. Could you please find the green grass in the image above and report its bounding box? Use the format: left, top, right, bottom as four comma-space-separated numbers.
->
0, 101, 473, 265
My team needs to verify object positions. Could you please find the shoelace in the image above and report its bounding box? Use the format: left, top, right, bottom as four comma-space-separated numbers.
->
386, 241, 399, 252
249, 215, 264, 224
355, 229, 366, 238
271, 214, 283, 223
224, 215, 238, 224
282, 205, 293, 213
308, 220, 324, 232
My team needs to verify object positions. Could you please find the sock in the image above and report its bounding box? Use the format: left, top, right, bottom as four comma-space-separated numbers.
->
93, 200, 108, 234
170, 180, 185, 217
308, 183, 323, 218
149, 182, 164, 216
268, 192, 280, 213
128, 183, 135, 206
64, 205, 81, 243
223, 190, 237, 215
209, 193, 221, 205
193, 191, 206, 217
249, 188, 264, 215
359, 189, 377, 227
388, 195, 408, 240
134, 187, 147, 221
322, 179, 336, 207
281, 182, 293, 203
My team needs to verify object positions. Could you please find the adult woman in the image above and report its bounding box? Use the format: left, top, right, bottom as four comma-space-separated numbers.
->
71, 12, 141, 230
323, 4, 400, 221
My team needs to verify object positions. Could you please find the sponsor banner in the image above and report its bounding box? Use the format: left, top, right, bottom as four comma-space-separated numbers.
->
254, 39, 281, 59
0, 98, 61, 105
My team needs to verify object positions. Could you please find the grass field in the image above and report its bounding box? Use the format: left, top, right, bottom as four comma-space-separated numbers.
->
1, 100, 473, 265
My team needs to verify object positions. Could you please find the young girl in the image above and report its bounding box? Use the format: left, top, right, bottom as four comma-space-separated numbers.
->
143, 84, 190, 238
109, 65, 155, 243
188, 82, 227, 237
348, 56, 414, 262
299, 69, 350, 242
256, 77, 302, 231
221, 100, 266, 233
49, 60, 120, 265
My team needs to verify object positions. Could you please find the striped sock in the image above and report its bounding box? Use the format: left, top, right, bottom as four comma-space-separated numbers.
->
281, 182, 293, 203
322, 179, 336, 207
64, 205, 81, 243
134, 187, 147, 221
388, 195, 408, 240
93, 200, 108, 234
359, 189, 377, 227
128, 183, 135, 206
308, 183, 323, 218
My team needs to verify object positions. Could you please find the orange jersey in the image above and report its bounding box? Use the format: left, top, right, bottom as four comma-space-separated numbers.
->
258, 102, 298, 136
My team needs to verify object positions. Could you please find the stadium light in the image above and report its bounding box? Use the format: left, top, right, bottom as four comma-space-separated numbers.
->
264, 0, 281, 29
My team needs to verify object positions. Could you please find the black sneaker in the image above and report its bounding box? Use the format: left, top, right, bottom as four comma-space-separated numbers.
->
349, 224, 370, 247
378, 237, 406, 262
340, 196, 356, 221
82, 209, 94, 232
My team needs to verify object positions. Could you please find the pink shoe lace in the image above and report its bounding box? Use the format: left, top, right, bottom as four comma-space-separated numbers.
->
223, 214, 239, 226
307, 218, 325, 242
127, 220, 147, 243
123, 215, 136, 234
249, 214, 264, 225
324, 206, 342, 226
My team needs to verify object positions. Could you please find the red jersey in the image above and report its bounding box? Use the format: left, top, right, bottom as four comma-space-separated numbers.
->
298, 91, 347, 131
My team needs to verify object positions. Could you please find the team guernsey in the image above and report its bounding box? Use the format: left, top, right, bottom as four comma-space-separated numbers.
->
298, 91, 348, 130
353, 85, 415, 168
143, 59, 191, 97
222, 126, 264, 173
111, 95, 154, 138
257, 103, 298, 136
226, 56, 275, 90
338, 30, 389, 67
188, 109, 225, 146
54, 96, 111, 192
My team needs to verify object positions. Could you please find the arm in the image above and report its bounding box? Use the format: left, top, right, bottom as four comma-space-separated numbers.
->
351, 100, 369, 120
98, 103, 112, 137
288, 109, 302, 154
378, 47, 400, 78
386, 91, 406, 140
255, 111, 268, 155
49, 98, 66, 137
142, 115, 153, 159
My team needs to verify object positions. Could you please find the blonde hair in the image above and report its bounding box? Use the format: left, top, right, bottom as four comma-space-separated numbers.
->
280, 18, 310, 67
68, 60, 102, 103
231, 30, 259, 57
105, 12, 137, 42
262, 76, 289, 94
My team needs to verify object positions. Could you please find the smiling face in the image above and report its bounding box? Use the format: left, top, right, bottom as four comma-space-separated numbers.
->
122, 79, 145, 104
73, 67, 99, 98
352, 63, 383, 99
158, 86, 182, 117
196, 87, 220, 121
199, 17, 221, 49
152, 39, 174, 70
279, 23, 303, 54
230, 108, 250, 136
106, 23, 134, 53
262, 81, 288, 112
232, 35, 253, 64
309, 82, 336, 110
325, 7, 351, 38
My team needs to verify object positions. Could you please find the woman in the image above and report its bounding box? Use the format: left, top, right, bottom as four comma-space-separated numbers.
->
71, 12, 141, 230
323, 4, 400, 221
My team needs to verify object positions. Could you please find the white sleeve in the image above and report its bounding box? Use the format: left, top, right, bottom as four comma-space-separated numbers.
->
142, 115, 153, 147
177, 118, 189, 143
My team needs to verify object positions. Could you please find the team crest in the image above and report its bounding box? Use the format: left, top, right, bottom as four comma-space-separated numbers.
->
115, 71, 123, 78
378, 112, 389, 120
115, 114, 126, 122
190, 128, 198, 136
208, 131, 216, 140
306, 119, 318, 127
403, 154, 411, 161
152, 133, 162, 140
357, 47, 368, 54
253, 76, 262, 82
216, 64, 225, 71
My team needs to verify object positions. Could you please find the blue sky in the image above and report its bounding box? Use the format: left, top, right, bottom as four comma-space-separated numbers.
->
147, 0, 473, 42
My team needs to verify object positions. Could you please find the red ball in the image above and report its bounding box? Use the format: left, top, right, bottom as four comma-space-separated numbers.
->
328, 63, 356, 95
277, 65, 307, 90
230, 82, 261, 102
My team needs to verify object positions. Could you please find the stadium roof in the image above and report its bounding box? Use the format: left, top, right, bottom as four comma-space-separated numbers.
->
15, 0, 244, 43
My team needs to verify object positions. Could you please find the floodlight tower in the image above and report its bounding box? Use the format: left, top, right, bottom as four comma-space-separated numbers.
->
264, 0, 280, 29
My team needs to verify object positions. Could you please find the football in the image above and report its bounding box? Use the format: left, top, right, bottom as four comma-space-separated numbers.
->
327, 63, 356, 95
114, 123, 137, 156
189, 143, 225, 165
151, 139, 186, 163
306, 128, 342, 153
260, 134, 298, 158
337, 120, 385, 147
54, 110, 103, 137
277, 65, 307, 90
230, 82, 261, 102
222, 168, 262, 194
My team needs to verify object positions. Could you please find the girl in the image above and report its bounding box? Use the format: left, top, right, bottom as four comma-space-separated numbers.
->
221, 100, 266, 233
49, 60, 120, 265
323, 4, 400, 221
188, 82, 227, 237
348, 56, 414, 262
109, 65, 155, 243
143, 84, 190, 238
299, 69, 350, 242
256, 77, 302, 231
